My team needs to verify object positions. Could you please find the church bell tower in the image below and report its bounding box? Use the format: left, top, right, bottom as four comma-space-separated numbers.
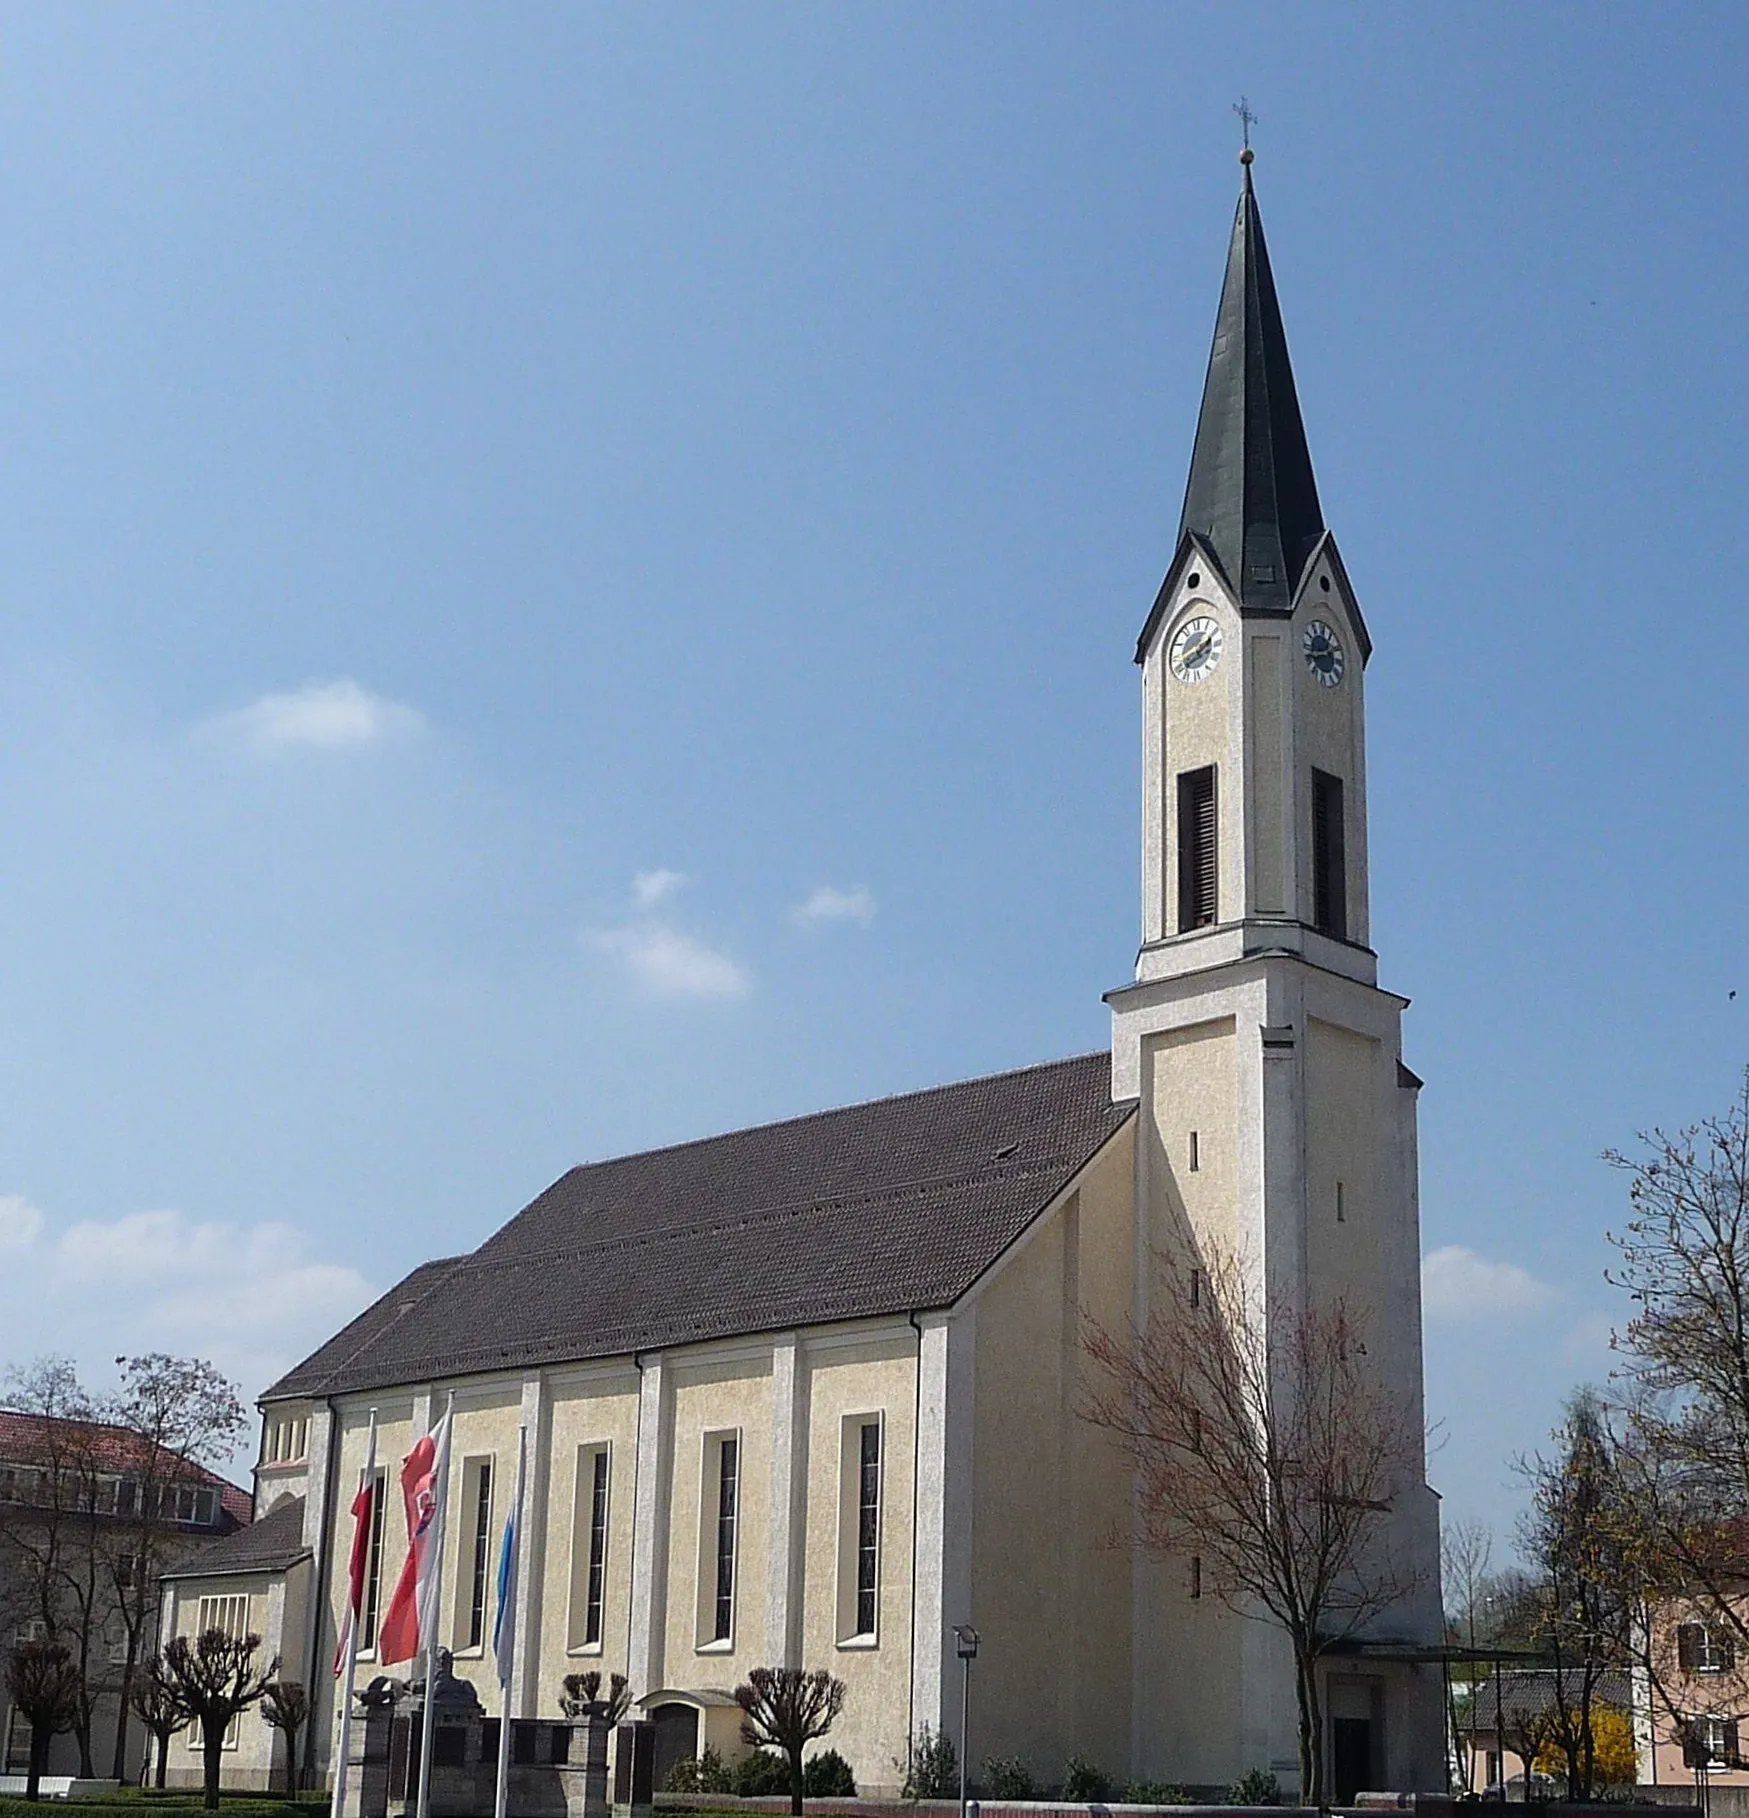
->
1107, 153, 1444, 1790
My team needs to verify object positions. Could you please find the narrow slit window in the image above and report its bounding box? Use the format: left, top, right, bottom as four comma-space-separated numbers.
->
1336, 1181, 1346, 1223
1312, 769, 1347, 939
855, 1422, 881, 1637
713, 1437, 738, 1642
1177, 767, 1218, 931
466, 1461, 493, 1649
362, 1468, 387, 1652
585, 1449, 609, 1647
1189, 1268, 1202, 1310
1189, 1131, 1201, 1172
1191, 1556, 1203, 1600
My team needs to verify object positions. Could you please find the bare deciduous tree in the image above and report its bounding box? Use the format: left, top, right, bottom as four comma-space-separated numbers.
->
1604, 1071, 1749, 1761
161, 1628, 279, 1811
261, 1680, 309, 1793
1085, 1249, 1427, 1802
103, 1355, 247, 1781
1442, 1518, 1493, 1788
128, 1652, 191, 1790
735, 1667, 847, 1817
1515, 1390, 1636, 1801
4, 1639, 82, 1801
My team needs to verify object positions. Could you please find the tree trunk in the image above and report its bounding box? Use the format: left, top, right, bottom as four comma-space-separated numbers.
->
26, 1724, 48, 1801
1294, 1646, 1326, 1805
203, 1716, 224, 1811
155, 1729, 171, 1790
112, 1643, 137, 1783
787, 1743, 805, 1816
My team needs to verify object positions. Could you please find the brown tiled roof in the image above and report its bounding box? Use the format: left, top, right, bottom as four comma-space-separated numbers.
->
1462, 1669, 1633, 1727
0, 1411, 252, 1525
161, 1495, 308, 1581
266, 1052, 1131, 1402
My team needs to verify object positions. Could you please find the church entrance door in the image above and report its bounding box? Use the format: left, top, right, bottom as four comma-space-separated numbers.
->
1331, 1718, 1373, 1802
649, 1703, 699, 1792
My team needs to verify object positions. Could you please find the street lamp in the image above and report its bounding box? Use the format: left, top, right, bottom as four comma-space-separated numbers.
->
954, 1625, 979, 1818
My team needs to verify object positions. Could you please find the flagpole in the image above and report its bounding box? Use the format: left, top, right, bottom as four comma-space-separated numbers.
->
415, 1395, 454, 1818
494, 1427, 528, 1818
330, 1410, 378, 1818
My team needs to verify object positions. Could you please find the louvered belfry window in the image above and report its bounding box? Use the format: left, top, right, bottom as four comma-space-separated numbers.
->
1177, 767, 1218, 932
1312, 768, 1346, 940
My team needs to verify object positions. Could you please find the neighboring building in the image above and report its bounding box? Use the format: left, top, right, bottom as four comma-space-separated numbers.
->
196, 157, 1446, 1802
1456, 1669, 1631, 1796
1637, 1604, 1749, 1789
0, 1410, 250, 1784
155, 1498, 313, 1793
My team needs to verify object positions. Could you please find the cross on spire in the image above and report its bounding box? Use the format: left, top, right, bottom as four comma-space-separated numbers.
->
1233, 96, 1258, 153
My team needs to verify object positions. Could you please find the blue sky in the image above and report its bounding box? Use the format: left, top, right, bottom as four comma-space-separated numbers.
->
2, 5, 1746, 1553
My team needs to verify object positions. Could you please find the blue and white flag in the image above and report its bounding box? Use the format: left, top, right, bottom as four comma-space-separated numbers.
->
493, 1426, 528, 1691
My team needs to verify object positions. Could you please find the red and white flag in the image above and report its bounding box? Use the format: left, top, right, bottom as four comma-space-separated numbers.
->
333, 1419, 380, 1676
377, 1405, 453, 1667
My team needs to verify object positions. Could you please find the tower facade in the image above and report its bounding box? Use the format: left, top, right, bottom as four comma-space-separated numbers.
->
1108, 161, 1444, 1792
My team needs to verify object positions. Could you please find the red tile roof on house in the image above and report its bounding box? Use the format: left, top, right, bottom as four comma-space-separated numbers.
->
0, 1409, 252, 1526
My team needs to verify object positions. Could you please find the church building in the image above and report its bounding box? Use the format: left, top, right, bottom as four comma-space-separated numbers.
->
160, 159, 1445, 1801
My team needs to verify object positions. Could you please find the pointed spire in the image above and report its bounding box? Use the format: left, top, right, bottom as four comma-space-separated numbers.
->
1178, 156, 1324, 611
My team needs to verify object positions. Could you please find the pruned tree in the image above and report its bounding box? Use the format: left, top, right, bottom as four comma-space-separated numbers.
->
559, 1669, 631, 1723
260, 1680, 310, 1793
161, 1628, 279, 1811
103, 1355, 248, 1781
1085, 1249, 1427, 1803
4, 1639, 82, 1801
735, 1667, 847, 1817
128, 1652, 191, 1790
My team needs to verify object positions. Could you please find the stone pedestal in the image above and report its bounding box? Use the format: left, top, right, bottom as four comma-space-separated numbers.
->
339, 1681, 399, 1818
613, 1722, 654, 1818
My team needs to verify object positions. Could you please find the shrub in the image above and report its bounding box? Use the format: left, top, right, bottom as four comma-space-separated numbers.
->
804, 1749, 857, 1797
902, 1724, 958, 1800
984, 1757, 1036, 1799
1120, 1783, 1190, 1806
733, 1749, 796, 1797
1063, 1757, 1114, 1802
665, 1745, 732, 1794
1227, 1768, 1282, 1806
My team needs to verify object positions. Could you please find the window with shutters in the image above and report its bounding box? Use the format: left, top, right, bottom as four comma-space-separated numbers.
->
1685, 1715, 1742, 1767
1312, 769, 1346, 939
1679, 1622, 1736, 1674
1177, 767, 1218, 931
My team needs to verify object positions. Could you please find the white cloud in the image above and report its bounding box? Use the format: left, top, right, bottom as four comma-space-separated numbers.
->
1422, 1244, 1559, 1321
792, 884, 876, 929
590, 924, 752, 1001
633, 869, 689, 909
0, 1194, 372, 1417
208, 679, 425, 753
0, 1194, 44, 1250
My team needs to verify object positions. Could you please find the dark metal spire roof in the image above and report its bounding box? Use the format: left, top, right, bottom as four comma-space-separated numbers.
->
1178, 160, 1325, 611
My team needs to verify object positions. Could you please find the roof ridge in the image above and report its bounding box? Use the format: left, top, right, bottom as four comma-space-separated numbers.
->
467, 1149, 1091, 1275
530, 1051, 1106, 1186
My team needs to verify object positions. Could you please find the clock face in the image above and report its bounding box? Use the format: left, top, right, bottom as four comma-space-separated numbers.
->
1170, 613, 1223, 684
1303, 620, 1345, 686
